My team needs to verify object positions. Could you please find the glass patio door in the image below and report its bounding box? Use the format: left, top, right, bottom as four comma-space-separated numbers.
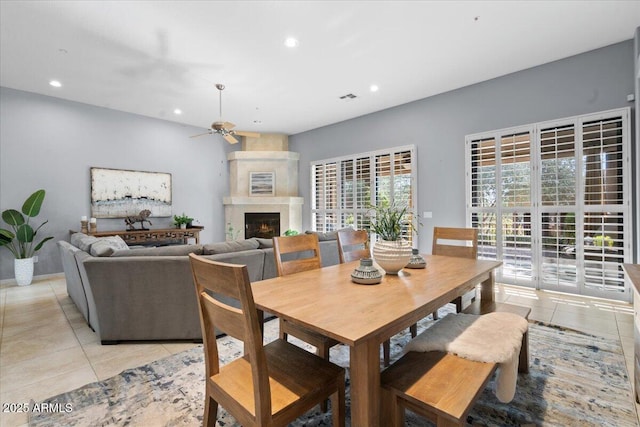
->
469, 129, 535, 288
467, 108, 631, 302
537, 123, 580, 294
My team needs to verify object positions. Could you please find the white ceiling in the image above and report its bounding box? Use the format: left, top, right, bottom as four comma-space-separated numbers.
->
1, 1, 639, 135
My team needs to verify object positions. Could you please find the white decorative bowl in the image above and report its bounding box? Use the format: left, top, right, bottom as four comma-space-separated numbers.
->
372, 239, 412, 275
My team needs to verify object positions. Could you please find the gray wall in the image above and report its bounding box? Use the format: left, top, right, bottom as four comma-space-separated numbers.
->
0, 88, 231, 280
291, 40, 636, 255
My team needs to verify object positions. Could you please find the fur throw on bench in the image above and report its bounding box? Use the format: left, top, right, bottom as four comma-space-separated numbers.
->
404, 312, 529, 402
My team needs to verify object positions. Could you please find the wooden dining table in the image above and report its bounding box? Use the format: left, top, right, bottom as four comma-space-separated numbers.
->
251, 254, 503, 427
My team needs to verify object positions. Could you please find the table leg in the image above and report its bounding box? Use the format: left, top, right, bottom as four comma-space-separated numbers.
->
349, 339, 381, 427
480, 271, 495, 303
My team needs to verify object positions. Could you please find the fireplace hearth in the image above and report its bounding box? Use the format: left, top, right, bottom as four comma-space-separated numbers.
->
245, 213, 280, 239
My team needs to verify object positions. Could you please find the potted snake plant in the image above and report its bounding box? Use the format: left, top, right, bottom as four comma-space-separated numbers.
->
0, 189, 53, 285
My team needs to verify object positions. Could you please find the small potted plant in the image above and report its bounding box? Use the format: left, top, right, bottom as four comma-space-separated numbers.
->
0, 189, 54, 285
173, 213, 194, 229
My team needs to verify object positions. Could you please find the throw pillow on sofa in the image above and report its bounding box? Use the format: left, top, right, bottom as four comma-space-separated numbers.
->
70, 232, 99, 252
90, 236, 130, 257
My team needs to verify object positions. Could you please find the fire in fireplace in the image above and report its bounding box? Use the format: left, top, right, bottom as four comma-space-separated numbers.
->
245, 213, 280, 239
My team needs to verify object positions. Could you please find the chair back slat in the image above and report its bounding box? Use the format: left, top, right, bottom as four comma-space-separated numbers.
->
189, 254, 272, 421
337, 229, 370, 263
432, 227, 478, 259
200, 292, 247, 341
273, 234, 322, 276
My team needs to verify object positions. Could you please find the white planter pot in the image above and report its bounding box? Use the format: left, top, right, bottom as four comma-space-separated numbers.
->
180, 224, 187, 229
373, 239, 412, 275
14, 257, 35, 286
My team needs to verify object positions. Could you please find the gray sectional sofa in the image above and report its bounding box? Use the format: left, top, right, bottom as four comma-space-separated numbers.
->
58, 231, 342, 344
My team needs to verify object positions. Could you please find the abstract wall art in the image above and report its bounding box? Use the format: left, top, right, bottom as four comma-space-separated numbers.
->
90, 167, 172, 218
249, 171, 275, 196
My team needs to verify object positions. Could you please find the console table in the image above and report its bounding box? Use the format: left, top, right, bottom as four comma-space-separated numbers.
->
72, 227, 203, 245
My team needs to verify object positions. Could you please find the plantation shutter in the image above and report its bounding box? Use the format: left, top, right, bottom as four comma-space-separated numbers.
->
311, 145, 416, 245
499, 131, 533, 285
311, 162, 338, 231
581, 116, 627, 293
466, 108, 631, 301
469, 138, 498, 261
538, 123, 579, 291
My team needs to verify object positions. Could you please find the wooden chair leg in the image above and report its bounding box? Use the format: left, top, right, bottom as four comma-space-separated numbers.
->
278, 318, 287, 340
518, 330, 529, 374
331, 380, 346, 427
204, 395, 217, 427
410, 323, 418, 338
318, 342, 330, 412
455, 297, 463, 313
380, 387, 403, 427
383, 339, 391, 367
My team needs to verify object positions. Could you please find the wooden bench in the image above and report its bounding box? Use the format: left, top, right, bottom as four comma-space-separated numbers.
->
380, 301, 531, 426
381, 351, 497, 426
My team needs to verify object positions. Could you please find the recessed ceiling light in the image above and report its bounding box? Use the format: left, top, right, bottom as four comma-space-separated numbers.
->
49, 80, 62, 88
173, 108, 182, 115
370, 85, 379, 92
284, 37, 299, 48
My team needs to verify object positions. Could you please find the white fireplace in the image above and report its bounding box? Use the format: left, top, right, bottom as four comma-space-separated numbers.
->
223, 134, 303, 240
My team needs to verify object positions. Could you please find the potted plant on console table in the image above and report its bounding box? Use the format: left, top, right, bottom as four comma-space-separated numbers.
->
368, 203, 413, 275
173, 213, 194, 229
0, 189, 53, 286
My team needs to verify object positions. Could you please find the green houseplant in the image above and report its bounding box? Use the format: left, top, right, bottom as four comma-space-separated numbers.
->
368, 204, 410, 241
0, 189, 53, 285
173, 213, 194, 229
0, 189, 53, 258
367, 203, 413, 275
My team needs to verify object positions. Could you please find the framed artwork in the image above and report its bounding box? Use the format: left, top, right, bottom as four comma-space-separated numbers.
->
90, 167, 172, 218
249, 172, 275, 196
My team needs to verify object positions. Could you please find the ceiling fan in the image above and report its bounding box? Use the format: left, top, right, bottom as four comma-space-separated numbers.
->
190, 84, 260, 144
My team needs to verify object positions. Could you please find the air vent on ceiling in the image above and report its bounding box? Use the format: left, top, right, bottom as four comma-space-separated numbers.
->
339, 93, 357, 100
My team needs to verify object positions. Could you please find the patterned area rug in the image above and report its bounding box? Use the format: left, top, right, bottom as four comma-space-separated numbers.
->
30, 310, 637, 427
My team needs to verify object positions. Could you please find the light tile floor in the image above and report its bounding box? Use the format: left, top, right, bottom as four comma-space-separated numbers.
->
0, 275, 637, 426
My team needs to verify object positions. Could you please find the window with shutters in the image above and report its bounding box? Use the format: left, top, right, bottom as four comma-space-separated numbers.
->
312, 145, 416, 245
466, 108, 631, 301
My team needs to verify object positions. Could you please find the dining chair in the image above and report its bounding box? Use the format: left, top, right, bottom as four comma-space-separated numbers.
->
336, 228, 370, 263
189, 253, 346, 427
431, 227, 479, 319
336, 228, 397, 366
272, 234, 342, 360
